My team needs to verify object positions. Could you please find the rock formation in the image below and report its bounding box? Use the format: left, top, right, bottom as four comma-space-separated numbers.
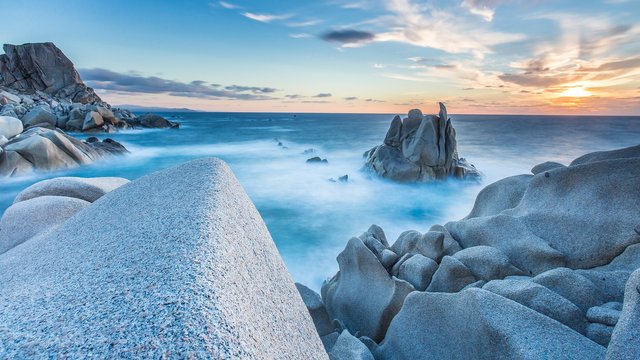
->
0, 126, 128, 176
0, 42, 179, 134
364, 103, 480, 182
0, 158, 327, 358
299, 144, 640, 358
0, 42, 181, 176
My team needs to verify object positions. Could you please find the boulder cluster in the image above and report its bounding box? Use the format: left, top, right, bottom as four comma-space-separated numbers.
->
364, 103, 480, 182
300, 144, 640, 359
0, 42, 179, 176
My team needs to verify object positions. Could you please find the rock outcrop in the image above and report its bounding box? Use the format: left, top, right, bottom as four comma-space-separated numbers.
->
0, 158, 327, 358
364, 103, 480, 182
302, 144, 640, 358
0, 42, 179, 134
0, 127, 128, 176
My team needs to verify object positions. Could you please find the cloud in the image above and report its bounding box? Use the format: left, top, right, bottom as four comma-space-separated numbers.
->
80, 68, 276, 100
285, 94, 303, 99
287, 19, 323, 27
290, 33, 312, 39
313, 93, 333, 98
320, 29, 376, 44
344, 96, 358, 100
460, 0, 498, 22
218, 1, 240, 9
241, 12, 291, 23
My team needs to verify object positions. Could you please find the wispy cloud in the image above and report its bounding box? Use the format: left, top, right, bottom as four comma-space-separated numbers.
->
460, 0, 499, 22
218, 1, 240, 9
290, 33, 312, 39
314, 93, 333, 98
80, 68, 277, 100
241, 12, 292, 23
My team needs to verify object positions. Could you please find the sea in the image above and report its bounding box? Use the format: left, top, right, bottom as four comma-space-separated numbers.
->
1, 112, 639, 290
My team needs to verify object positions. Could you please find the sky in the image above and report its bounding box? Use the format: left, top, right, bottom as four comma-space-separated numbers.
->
1, 0, 639, 114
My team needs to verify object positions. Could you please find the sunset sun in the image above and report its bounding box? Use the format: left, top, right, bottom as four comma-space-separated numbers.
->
562, 86, 592, 98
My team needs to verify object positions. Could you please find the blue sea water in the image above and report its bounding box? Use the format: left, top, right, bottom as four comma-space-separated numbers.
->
1, 112, 639, 289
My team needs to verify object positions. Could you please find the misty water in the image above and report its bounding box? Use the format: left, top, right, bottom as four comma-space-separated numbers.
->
1, 112, 639, 290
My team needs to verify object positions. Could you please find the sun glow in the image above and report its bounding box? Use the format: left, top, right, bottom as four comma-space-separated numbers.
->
561, 86, 592, 98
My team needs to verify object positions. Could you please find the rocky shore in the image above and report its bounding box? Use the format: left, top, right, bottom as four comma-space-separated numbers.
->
0, 145, 638, 358
300, 144, 640, 359
0, 42, 178, 176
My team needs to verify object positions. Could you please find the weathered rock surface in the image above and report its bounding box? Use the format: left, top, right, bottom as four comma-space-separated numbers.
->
364, 103, 480, 182
375, 289, 606, 360
0, 158, 327, 358
0, 127, 127, 176
13, 177, 129, 204
0, 115, 22, 139
0, 195, 90, 254
310, 144, 640, 358
296, 283, 334, 337
329, 330, 375, 360
321, 237, 414, 342
606, 269, 640, 359
0, 42, 100, 103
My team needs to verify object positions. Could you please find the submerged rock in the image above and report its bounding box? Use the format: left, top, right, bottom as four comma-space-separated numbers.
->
364, 103, 480, 182
0, 158, 327, 358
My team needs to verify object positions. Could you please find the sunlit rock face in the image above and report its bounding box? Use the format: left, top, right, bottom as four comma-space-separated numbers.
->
364, 103, 480, 182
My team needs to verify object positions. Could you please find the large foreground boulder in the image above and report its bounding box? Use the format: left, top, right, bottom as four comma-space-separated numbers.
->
375, 289, 605, 360
0, 158, 326, 358
0, 115, 22, 139
364, 103, 480, 182
606, 269, 640, 359
0, 127, 128, 176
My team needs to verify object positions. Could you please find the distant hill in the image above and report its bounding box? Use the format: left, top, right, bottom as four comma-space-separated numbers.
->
116, 104, 200, 113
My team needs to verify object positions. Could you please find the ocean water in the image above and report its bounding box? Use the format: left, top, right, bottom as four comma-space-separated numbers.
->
1, 113, 639, 290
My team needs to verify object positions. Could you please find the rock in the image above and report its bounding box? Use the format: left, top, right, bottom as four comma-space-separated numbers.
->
0, 158, 327, 358
0, 195, 90, 254
428, 224, 462, 255
606, 268, 640, 359
365, 103, 480, 182
0, 135, 7, 146
138, 113, 179, 128
586, 323, 614, 346
0, 42, 100, 103
0, 127, 128, 176
483, 279, 588, 335
446, 152, 640, 275
13, 177, 130, 204
375, 288, 605, 360
296, 283, 334, 337
426, 256, 477, 293
0, 90, 21, 104
396, 254, 438, 291
390, 230, 444, 262
571, 144, 640, 166
0, 115, 23, 139
338, 174, 348, 182
532, 267, 605, 312
453, 246, 525, 281
307, 156, 328, 164
586, 306, 620, 326
321, 332, 340, 353
321, 237, 414, 342
20, 104, 57, 127
329, 330, 375, 360
82, 111, 104, 130
383, 115, 402, 147
464, 175, 532, 219
531, 161, 565, 174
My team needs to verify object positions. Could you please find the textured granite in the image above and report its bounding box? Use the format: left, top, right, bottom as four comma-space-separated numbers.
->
0, 158, 327, 359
